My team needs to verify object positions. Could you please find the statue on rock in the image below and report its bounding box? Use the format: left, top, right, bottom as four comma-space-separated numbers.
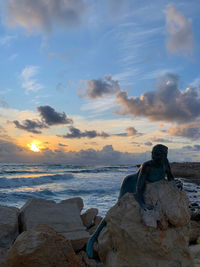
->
86, 144, 182, 259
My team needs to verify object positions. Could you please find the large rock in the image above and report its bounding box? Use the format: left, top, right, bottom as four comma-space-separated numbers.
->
81, 208, 98, 228
189, 244, 200, 267
4, 224, 80, 267
98, 180, 192, 267
0, 248, 8, 267
0, 206, 19, 248
190, 220, 200, 244
19, 198, 89, 251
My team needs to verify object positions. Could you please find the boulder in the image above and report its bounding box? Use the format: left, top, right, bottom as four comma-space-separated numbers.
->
190, 220, 200, 244
0, 248, 8, 267
4, 224, 80, 267
89, 216, 103, 235
189, 244, 200, 267
61, 197, 84, 212
0, 206, 19, 248
77, 251, 104, 267
19, 198, 89, 251
98, 180, 192, 267
81, 208, 98, 228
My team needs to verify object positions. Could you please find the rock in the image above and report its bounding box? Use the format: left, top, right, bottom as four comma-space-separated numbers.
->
191, 210, 200, 222
19, 198, 89, 251
77, 251, 104, 267
0, 248, 8, 267
98, 180, 192, 267
81, 208, 98, 228
4, 224, 80, 267
189, 244, 200, 267
190, 220, 200, 244
89, 216, 103, 235
61, 197, 84, 212
0, 206, 19, 248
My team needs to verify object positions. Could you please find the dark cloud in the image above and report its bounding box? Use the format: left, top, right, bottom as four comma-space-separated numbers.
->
126, 126, 141, 136
151, 137, 173, 143
116, 74, 200, 123
58, 143, 68, 147
84, 75, 120, 99
5, 0, 89, 33
37, 105, 73, 126
144, 142, 153, 146
61, 126, 110, 139
182, 145, 200, 151
168, 122, 200, 140
13, 119, 48, 134
165, 4, 194, 54
0, 139, 198, 164
114, 127, 142, 137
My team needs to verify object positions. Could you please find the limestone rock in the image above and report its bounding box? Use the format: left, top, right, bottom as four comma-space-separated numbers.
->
4, 224, 80, 267
190, 220, 200, 244
77, 251, 104, 267
61, 197, 84, 212
0, 248, 8, 267
0, 206, 19, 248
98, 180, 192, 267
81, 208, 98, 228
19, 198, 89, 251
89, 216, 103, 235
189, 244, 200, 267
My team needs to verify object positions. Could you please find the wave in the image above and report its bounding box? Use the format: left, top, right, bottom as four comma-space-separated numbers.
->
0, 174, 73, 188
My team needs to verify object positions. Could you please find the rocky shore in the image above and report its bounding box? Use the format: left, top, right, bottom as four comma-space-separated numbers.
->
171, 162, 200, 182
0, 178, 200, 266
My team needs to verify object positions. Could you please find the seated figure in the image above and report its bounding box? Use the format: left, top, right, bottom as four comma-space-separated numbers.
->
86, 144, 176, 258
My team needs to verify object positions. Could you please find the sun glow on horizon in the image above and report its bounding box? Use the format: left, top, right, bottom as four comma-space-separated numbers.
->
28, 141, 42, 152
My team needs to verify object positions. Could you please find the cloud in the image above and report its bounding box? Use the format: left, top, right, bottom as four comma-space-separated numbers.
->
164, 4, 194, 54
58, 143, 68, 147
144, 142, 153, 146
13, 119, 48, 134
116, 74, 200, 123
0, 35, 16, 46
5, 0, 89, 33
151, 137, 173, 143
114, 126, 142, 137
182, 145, 200, 151
83, 75, 120, 99
21, 66, 44, 92
61, 126, 110, 139
0, 99, 9, 108
37, 105, 73, 126
12, 105, 73, 133
168, 121, 200, 140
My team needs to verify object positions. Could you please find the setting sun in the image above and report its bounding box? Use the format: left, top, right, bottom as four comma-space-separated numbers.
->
28, 141, 42, 153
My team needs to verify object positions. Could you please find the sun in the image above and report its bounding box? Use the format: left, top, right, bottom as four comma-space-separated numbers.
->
28, 141, 41, 152
30, 143, 40, 152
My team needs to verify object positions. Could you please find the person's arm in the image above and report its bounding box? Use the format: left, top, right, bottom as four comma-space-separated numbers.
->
136, 163, 149, 209
165, 159, 174, 181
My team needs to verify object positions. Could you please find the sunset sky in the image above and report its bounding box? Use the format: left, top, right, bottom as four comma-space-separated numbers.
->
0, 0, 200, 163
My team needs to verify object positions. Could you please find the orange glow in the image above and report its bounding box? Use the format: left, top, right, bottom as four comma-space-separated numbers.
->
28, 141, 42, 152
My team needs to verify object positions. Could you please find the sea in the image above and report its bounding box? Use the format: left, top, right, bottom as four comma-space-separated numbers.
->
0, 163, 199, 216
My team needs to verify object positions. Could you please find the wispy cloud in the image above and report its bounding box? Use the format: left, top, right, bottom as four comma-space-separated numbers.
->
20, 66, 44, 92
0, 35, 16, 46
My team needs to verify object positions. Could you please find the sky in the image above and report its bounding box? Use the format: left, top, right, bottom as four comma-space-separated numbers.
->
0, 0, 200, 164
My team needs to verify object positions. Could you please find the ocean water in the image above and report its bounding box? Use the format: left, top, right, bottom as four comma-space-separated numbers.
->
0, 163, 199, 216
